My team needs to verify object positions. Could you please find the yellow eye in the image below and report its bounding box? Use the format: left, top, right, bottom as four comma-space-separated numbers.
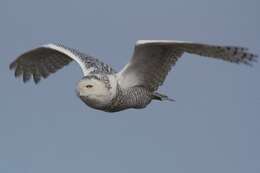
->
85, 85, 93, 88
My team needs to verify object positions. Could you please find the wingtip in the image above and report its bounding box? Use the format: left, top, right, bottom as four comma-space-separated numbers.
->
22, 75, 31, 83
241, 53, 258, 67
249, 53, 258, 64
9, 61, 17, 70
33, 75, 41, 84
33, 80, 41, 84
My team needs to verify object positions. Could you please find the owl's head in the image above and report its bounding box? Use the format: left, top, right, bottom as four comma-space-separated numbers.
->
76, 74, 117, 110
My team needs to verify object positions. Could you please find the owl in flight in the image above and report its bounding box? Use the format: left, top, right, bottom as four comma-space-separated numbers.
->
10, 40, 258, 112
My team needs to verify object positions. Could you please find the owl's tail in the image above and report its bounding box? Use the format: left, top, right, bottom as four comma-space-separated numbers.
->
152, 92, 175, 102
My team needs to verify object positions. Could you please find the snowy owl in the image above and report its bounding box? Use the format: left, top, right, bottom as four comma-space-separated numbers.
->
10, 40, 257, 112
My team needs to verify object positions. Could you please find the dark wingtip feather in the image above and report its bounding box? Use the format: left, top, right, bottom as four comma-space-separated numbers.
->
33, 74, 41, 84
23, 77, 31, 83
22, 72, 31, 83
14, 65, 23, 78
243, 60, 253, 67
248, 54, 258, 64
33, 78, 41, 84
9, 60, 17, 70
241, 53, 258, 67
252, 54, 258, 63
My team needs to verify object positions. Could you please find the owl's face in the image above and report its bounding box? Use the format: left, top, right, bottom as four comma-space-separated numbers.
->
76, 75, 117, 110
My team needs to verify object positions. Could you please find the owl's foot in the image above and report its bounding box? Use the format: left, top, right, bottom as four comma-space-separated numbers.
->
152, 92, 175, 102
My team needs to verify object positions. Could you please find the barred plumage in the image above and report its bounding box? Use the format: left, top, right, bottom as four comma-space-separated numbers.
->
104, 86, 152, 112
9, 40, 258, 112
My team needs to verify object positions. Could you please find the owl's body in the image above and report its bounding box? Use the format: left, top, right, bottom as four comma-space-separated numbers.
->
9, 40, 257, 112
76, 73, 158, 112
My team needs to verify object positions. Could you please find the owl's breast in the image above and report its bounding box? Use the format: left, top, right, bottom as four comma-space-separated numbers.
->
79, 95, 111, 111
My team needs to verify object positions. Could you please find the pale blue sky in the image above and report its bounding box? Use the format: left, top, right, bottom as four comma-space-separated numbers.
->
0, 0, 259, 173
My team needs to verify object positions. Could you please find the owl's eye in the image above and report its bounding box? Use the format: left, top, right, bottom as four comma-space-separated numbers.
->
85, 85, 93, 88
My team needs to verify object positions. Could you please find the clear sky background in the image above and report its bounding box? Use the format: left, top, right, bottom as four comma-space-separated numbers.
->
0, 0, 259, 173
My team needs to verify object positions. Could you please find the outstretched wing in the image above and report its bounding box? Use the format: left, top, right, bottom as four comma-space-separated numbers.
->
9, 43, 116, 84
117, 40, 258, 91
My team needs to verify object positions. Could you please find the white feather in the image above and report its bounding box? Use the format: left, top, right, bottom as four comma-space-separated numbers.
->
43, 43, 89, 76
136, 40, 191, 45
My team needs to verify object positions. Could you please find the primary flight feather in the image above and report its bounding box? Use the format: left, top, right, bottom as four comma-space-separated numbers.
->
10, 40, 258, 112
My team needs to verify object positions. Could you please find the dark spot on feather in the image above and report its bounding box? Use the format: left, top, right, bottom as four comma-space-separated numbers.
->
242, 53, 248, 59
233, 48, 238, 55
